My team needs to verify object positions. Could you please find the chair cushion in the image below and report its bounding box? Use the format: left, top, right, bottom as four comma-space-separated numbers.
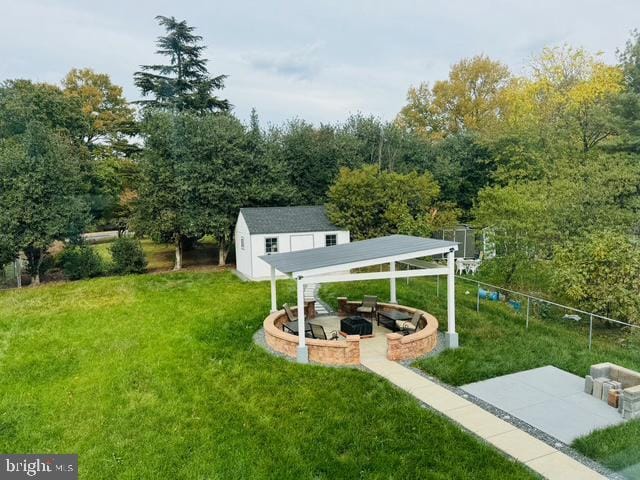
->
396, 320, 416, 331
357, 306, 373, 313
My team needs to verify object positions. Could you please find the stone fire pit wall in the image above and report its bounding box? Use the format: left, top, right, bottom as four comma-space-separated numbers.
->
263, 306, 360, 365
337, 298, 439, 361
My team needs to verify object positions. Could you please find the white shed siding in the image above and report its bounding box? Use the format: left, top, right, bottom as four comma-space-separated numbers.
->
248, 230, 349, 280
234, 213, 252, 279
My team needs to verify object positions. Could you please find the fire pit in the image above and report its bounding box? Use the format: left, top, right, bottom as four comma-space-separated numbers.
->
340, 316, 373, 337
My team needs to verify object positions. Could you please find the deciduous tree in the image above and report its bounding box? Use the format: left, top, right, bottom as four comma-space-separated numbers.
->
62, 68, 137, 155
553, 231, 640, 323
134, 111, 280, 268
0, 79, 87, 141
397, 55, 510, 138
0, 123, 89, 284
326, 165, 457, 240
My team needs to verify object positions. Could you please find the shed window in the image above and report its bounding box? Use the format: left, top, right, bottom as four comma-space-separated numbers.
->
265, 237, 278, 254
325, 234, 337, 247
240, 236, 245, 250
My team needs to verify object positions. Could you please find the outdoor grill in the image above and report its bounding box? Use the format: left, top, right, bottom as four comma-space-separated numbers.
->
340, 316, 372, 336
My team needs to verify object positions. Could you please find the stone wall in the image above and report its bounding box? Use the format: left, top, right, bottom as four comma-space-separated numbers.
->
263, 307, 360, 365
265, 300, 440, 365
585, 362, 640, 419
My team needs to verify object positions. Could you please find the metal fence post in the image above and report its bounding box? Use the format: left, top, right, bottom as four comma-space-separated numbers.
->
476, 281, 480, 313
526, 297, 530, 329
436, 275, 440, 297
589, 314, 593, 351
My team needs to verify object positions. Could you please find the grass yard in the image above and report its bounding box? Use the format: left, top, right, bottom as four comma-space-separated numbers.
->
92, 237, 219, 272
0, 272, 534, 479
321, 277, 640, 476
573, 421, 640, 478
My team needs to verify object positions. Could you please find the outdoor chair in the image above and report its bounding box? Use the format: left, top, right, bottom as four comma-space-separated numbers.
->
357, 295, 378, 321
310, 323, 339, 341
467, 259, 480, 275
396, 310, 422, 334
283, 303, 297, 322
281, 303, 313, 337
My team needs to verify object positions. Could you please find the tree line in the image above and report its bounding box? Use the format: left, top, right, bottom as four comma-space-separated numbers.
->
394, 38, 640, 321
1, 15, 639, 323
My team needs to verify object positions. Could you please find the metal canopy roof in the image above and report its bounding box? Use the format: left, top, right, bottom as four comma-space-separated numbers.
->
260, 234, 457, 277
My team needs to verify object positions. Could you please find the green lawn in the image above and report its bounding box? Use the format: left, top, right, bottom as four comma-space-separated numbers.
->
320, 277, 640, 476
573, 421, 640, 478
92, 237, 219, 272
0, 272, 534, 479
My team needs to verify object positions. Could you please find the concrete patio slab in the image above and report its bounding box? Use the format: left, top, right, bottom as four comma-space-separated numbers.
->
462, 366, 626, 444
461, 375, 553, 411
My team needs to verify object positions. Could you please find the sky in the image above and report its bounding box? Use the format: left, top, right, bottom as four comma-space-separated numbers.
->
2, 0, 639, 126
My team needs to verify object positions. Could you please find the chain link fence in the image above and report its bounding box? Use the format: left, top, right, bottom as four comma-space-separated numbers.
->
456, 276, 640, 350
0, 260, 21, 290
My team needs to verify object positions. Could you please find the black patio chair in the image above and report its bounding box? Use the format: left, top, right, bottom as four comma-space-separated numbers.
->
310, 323, 339, 341
357, 295, 378, 321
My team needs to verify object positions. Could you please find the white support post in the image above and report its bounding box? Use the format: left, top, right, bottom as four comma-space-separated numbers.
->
445, 250, 459, 349
270, 266, 277, 313
389, 261, 397, 303
296, 278, 308, 363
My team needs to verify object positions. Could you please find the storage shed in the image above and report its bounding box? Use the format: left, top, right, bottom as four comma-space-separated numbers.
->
234, 206, 350, 281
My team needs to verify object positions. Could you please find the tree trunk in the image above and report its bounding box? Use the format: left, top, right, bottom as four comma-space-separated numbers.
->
15, 258, 21, 288
25, 247, 43, 287
218, 238, 229, 266
174, 236, 183, 271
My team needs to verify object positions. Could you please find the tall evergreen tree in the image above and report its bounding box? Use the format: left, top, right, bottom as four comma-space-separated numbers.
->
134, 15, 230, 112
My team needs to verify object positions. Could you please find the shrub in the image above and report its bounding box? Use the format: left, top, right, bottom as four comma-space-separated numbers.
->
552, 231, 640, 323
58, 245, 104, 280
110, 237, 147, 275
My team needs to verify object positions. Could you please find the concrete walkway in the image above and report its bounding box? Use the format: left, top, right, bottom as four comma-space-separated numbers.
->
360, 354, 605, 480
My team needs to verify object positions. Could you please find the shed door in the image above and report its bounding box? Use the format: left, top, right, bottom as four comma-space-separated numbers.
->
290, 234, 314, 252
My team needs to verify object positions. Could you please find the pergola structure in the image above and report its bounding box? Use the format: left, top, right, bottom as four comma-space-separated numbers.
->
260, 234, 459, 363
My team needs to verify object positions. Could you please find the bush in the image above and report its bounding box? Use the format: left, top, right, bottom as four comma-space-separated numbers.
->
552, 231, 640, 323
58, 245, 104, 280
110, 237, 147, 275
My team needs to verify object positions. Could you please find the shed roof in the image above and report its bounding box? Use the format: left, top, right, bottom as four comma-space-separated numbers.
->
260, 234, 457, 276
240, 206, 341, 234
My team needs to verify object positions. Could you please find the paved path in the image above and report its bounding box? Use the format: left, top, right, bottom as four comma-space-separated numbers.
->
360, 354, 605, 480
462, 366, 624, 444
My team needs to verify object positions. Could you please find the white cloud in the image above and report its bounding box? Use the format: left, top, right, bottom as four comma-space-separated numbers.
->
1, 0, 639, 124
245, 42, 324, 80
